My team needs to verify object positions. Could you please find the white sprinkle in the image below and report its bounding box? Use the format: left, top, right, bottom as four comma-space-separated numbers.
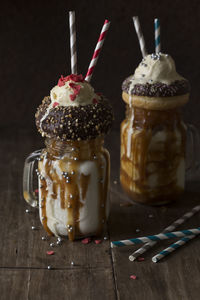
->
47, 265, 52, 270
71, 261, 74, 266
113, 180, 118, 185
148, 214, 154, 218
31, 226, 36, 230
25, 209, 30, 213
50, 243, 55, 247
41, 236, 46, 241
136, 228, 140, 233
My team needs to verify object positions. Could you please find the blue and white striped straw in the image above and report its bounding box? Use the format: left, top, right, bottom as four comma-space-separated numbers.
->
111, 227, 200, 248
129, 205, 200, 261
152, 234, 197, 263
154, 18, 161, 53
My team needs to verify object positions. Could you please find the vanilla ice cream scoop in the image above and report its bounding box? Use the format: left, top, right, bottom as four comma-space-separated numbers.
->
35, 74, 113, 141
122, 53, 190, 100
50, 74, 99, 107
132, 53, 185, 85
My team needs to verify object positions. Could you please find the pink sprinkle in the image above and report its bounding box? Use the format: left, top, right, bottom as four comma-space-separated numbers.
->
94, 239, 102, 244
58, 75, 65, 87
53, 102, 59, 107
81, 237, 92, 244
137, 257, 145, 262
92, 98, 98, 104
34, 189, 38, 194
70, 94, 76, 101
46, 251, 54, 255
130, 275, 137, 280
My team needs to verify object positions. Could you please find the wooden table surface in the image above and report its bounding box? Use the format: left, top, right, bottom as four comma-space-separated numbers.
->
1, 129, 200, 300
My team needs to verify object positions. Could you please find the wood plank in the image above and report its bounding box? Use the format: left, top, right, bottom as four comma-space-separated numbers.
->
0, 268, 116, 300
109, 179, 200, 300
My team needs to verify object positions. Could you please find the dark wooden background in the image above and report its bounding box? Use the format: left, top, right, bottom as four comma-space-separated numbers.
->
1, 1, 200, 299
1, 0, 200, 133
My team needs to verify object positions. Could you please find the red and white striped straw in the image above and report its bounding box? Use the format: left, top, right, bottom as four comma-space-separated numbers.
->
85, 19, 110, 82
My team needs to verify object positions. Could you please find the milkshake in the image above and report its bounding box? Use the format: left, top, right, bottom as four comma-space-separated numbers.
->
120, 53, 190, 205
24, 74, 113, 240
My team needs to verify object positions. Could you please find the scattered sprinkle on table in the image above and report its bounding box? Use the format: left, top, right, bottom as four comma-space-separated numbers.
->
137, 257, 145, 262
148, 214, 154, 218
130, 275, 137, 280
81, 237, 92, 244
46, 251, 55, 255
94, 239, 102, 244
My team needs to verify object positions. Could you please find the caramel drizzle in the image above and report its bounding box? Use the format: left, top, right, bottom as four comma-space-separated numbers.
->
38, 138, 109, 240
120, 106, 186, 204
38, 158, 53, 236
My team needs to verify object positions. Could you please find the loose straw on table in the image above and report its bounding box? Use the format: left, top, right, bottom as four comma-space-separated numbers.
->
152, 235, 197, 263
154, 18, 161, 53
85, 19, 110, 82
129, 205, 200, 261
111, 227, 200, 248
132, 16, 147, 58
69, 11, 77, 74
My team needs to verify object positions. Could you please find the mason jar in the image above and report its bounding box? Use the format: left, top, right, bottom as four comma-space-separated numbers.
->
120, 105, 199, 205
23, 136, 110, 241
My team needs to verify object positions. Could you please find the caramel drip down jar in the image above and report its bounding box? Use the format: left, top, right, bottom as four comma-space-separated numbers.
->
23, 136, 110, 240
120, 105, 187, 205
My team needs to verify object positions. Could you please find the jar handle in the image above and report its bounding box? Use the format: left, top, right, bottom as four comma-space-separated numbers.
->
23, 149, 42, 207
186, 124, 200, 180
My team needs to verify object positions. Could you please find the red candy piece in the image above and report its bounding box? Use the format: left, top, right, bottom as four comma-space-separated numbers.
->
53, 102, 59, 107
70, 94, 76, 101
57, 74, 84, 87
81, 237, 92, 244
92, 98, 98, 104
58, 75, 65, 87
130, 275, 137, 280
137, 257, 145, 262
34, 189, 39, 194
69, 83, 81, 101
94, 239, 102, 244
66, 74, 84, 82
69, 83, 81, 94
46, 251, 55, 255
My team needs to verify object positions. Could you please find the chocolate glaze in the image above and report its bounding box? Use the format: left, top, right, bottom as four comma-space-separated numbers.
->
35, 96, 113, 141
120, 106, 186, 205
122, 77, 190, 97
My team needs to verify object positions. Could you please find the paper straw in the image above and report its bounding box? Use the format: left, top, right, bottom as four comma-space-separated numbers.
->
69, 11, 77, 74
85, 19, 110, 82
154, 18, 161, 53
111, 227, 200, 248
129, 205, 200, 261
132, 16, 147, 58
152, 235, 197, 263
